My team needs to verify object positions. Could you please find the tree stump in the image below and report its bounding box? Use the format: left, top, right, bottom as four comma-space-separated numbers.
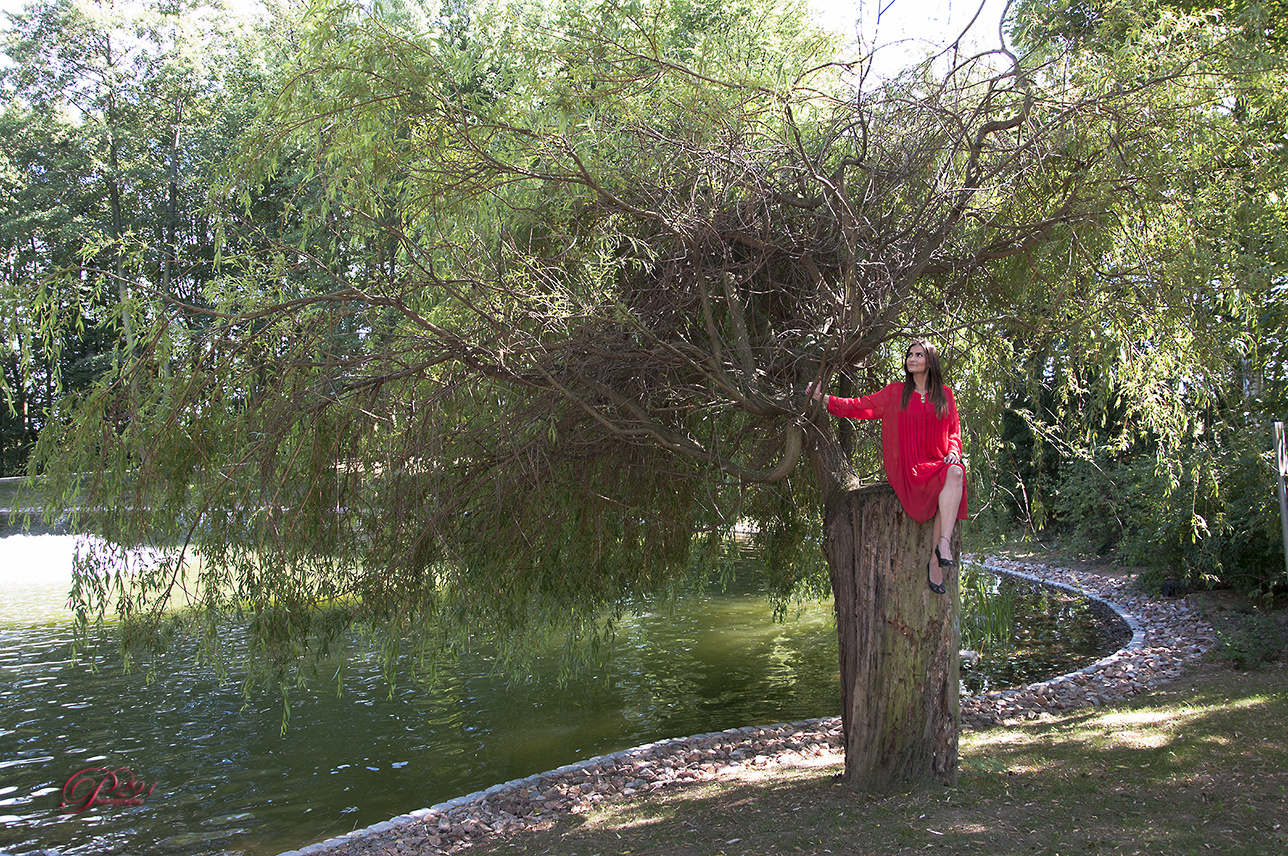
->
825, 482, 959, 790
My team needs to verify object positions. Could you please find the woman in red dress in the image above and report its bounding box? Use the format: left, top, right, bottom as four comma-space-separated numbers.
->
809, 340, 967, 594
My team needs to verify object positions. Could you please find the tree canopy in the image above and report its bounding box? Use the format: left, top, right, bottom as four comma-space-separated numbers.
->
0, 0, 266, 474
3, 0, 1282, 687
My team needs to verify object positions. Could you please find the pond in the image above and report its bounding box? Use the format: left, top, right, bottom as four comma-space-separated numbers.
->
958, 569, 1133, 695
0, 535, 1122, 856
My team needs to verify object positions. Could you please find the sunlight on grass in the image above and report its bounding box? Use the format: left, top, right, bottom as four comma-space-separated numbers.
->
1102, 696, 1267, 726
1097, 709, 1178, 729
1093, 708, 1190, 748
574, 791, 693, 832
575, 763, 839, 836
964, 693, 1279, 757
961, 730, 1031, 749
1091, 696, 1273, 748
455, 665, 1288, 856
582, 811, 673, 833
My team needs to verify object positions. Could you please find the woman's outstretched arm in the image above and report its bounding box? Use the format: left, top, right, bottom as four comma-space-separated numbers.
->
811, 382, 895, 420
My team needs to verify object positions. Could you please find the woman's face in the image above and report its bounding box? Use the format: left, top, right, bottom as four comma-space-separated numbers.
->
905, 345, 928, 376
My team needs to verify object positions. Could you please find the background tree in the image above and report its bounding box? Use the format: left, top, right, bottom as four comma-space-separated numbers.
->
0, 0, 267, 476
985, 0, 1288, 594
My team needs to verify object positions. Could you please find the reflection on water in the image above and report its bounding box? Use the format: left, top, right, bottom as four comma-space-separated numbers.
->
0, 535, 841, 856
959, 575, 1131, 694
0, 535, 1119, 856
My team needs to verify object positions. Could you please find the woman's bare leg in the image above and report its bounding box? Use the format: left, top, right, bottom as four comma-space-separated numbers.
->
932, 464, 965, 571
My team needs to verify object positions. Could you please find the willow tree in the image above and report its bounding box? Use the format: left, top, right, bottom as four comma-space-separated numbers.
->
30, 0, 1221, 788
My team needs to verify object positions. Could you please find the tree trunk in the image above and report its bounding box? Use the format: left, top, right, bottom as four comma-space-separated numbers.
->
826, 482, 958, 790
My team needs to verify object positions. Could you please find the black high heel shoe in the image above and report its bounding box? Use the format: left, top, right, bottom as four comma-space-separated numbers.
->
927, 557, 946, 595
935, 537, 956, 569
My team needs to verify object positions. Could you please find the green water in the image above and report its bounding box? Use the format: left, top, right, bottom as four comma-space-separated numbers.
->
958, 572, 1131, 694
0, 535, 1115, 856
0, 535, 841, 856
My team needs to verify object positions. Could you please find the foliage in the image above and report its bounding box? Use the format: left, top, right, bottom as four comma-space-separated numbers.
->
6, 0, 1261, 690
990, 364, 1288, 593
0, 0, 268, 476
979, 0, 1288, 593
1215, 610, 1286, 669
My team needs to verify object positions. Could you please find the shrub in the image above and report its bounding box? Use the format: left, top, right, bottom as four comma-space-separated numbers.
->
1215, 611, 1287, 670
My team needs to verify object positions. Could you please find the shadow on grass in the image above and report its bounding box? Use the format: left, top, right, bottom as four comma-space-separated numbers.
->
464, 661, 1288, 856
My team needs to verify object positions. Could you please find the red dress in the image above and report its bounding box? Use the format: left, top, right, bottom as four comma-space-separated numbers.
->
826, 382, 968, 523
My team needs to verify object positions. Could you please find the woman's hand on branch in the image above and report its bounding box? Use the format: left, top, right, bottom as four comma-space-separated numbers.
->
807, 381, 827, 404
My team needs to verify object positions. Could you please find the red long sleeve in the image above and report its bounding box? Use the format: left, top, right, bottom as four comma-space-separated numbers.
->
827, 383, 967, 523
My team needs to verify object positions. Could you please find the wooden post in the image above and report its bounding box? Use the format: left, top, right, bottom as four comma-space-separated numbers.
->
1274, 422, 1288, 586
826, 482, 959, 790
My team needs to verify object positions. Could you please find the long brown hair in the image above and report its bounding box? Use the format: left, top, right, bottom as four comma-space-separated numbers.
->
900, 339, 949, 417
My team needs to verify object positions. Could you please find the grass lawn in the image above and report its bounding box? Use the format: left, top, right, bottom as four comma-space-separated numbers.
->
461, 659, 1288, 856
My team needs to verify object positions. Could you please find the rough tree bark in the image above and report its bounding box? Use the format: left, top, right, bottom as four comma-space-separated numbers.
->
825, 482, 959, 790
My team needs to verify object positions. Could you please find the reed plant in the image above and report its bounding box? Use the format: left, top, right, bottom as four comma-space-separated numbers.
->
959, 561, 1016, 654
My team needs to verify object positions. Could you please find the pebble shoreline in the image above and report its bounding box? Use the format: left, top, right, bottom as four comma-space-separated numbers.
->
277, 560, 1216, 856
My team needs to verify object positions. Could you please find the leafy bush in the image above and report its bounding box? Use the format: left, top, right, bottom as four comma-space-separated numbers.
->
991, 399, 1286, 595
1215, 612, 1287, 670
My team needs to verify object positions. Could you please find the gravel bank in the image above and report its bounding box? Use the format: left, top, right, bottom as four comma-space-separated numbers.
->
277, 560, 1215, 856
964, 559, 1215, 728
